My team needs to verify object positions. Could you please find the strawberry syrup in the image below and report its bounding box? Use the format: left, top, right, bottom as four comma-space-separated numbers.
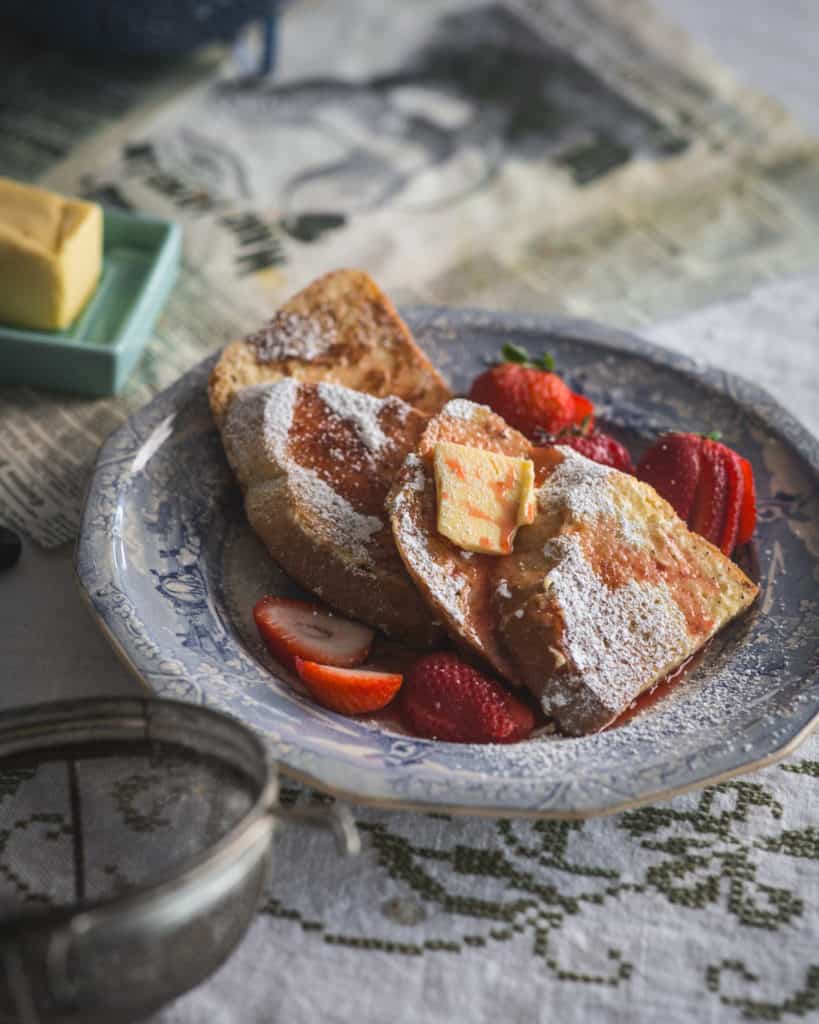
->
605, 650, 702, 730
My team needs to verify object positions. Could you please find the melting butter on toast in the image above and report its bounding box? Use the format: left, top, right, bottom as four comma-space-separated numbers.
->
389, 399, 759, 734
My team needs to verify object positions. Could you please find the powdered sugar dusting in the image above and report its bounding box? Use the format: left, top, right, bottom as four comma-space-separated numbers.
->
246, 311, 336, 363
544, 446, 646, 547
261, 378, 299, 461
404, 454, 426, 492
288, 466, 383, 566
390, 459, 472, 635
221, 380, 298, 475
317, 382, 391, 455
444, 398, 485, 421
542, 534, 690, 715
224, 379, 384, 568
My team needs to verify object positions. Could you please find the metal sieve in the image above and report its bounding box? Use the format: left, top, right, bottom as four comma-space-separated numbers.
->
0, 697, 358, 1024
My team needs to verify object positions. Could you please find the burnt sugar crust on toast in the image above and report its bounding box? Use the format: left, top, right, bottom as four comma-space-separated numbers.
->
208, 268, 451, 426
222, 379, 443, 648
389, 400, 759, 735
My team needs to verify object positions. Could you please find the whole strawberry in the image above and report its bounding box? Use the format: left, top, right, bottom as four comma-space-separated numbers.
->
401, 652, 534, 744
468, 344, 594, 439
637, 431, 757, 555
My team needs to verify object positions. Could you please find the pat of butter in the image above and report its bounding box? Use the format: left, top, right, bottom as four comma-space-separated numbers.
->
434, 440, 536, 554
0, 177, 102, 331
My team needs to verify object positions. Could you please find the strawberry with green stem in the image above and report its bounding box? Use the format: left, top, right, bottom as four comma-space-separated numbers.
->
468, 343, 594, 439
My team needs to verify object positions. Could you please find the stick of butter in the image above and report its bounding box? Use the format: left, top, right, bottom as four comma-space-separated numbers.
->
0, 177, 102, 331
434, 440, 536, 555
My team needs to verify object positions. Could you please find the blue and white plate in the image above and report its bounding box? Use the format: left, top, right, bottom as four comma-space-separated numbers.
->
76, 309, 819, 817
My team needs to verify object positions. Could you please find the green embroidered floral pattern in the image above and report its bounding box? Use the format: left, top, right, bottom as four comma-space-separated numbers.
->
264, 768, 818, 1019
707, 961, 819, 1020
781, 760, 819, 778
2, 754, 816, 1019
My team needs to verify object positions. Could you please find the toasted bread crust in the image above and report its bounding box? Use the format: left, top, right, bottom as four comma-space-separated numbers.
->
209, 269, 451, 426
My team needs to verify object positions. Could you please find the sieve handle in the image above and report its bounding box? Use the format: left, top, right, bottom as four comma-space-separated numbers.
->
272, 801, 361, 856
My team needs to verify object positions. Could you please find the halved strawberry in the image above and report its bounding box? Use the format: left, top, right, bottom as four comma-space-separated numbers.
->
718, 448, 745, 556
689, 439, 728, 546
636, 432, 702, 521
736, 457, 757, 546
253, 597, 373, 671
294, 658, 402, 715
400, 652, 534, 744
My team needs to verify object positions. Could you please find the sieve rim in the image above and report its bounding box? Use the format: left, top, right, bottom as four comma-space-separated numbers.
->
0, 696, 279, 936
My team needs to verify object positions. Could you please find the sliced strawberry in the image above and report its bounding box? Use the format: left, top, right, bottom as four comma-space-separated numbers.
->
689, 439, 728, 546
294, 658, 402, 715
253, 597, 373, 671
400, 652, 534, 744
636, 432, 703, 521
736, 457, 757, 546
637, 431, 756, 553
718, 446, 745, 556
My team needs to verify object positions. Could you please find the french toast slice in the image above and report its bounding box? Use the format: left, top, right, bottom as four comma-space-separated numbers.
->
387, 399, 532, 678
222, 379, 443, 648
209, 269, 451, 426
388, 399, 759, 735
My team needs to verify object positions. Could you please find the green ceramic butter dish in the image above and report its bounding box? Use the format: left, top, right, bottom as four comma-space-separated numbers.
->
0, 207, 181, 397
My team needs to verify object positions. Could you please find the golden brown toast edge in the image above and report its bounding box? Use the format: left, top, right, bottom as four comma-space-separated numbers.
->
208, 268, 451, 426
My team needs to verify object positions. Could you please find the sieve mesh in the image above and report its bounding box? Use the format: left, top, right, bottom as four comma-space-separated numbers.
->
0, 739, 256, 914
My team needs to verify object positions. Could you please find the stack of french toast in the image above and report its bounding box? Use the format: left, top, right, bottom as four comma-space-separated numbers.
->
209, 270, 757, 737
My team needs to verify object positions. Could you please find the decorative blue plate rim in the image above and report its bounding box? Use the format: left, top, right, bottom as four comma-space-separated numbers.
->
75, 308, 819, 818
